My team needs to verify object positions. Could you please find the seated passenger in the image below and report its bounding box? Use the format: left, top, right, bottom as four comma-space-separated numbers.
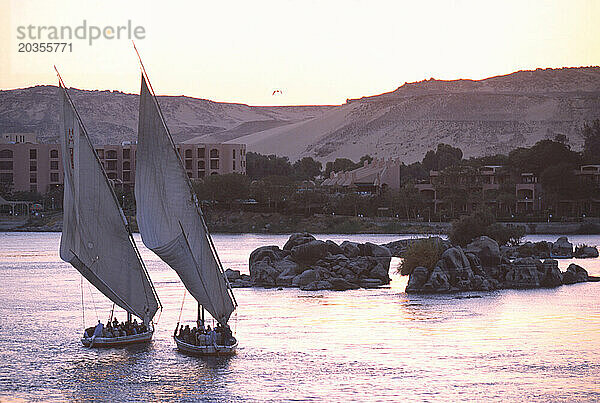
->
196, 332, 205, 346
223, 324, 233, 345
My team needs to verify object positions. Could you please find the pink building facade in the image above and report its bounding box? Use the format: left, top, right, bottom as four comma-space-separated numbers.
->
0, 142, 246, 194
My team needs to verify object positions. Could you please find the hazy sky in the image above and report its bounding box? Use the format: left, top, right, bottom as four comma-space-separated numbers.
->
1, 0, 599, 105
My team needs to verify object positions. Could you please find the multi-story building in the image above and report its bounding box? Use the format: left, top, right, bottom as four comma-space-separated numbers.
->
415, 165, 512, 214
515, 172, 542, 213
0, 140, 246, 194
573, 165, 600, 217
414, 165, 600, 217
0, 144, 63, 194
576, 165, 600, 187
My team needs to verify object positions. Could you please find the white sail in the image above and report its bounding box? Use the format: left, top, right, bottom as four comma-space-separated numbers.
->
135, 75, 235, 325
59, 83, 159, 324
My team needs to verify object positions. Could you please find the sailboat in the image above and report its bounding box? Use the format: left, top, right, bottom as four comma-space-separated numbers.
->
57, 70, 161, 347
133, 55, 238, 356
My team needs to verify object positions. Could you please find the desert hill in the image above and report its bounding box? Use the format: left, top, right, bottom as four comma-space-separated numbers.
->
218, 67, 600, 163
1, 67, 599, 163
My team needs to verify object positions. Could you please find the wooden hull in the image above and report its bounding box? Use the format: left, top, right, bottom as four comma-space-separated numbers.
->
81, 329, 153, 347
174, 336, 238, 356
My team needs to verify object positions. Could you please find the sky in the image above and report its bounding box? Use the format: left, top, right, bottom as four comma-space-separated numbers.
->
1, 0, 599, 106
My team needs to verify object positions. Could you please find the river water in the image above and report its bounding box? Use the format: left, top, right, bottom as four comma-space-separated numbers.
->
0, 232, 599, 402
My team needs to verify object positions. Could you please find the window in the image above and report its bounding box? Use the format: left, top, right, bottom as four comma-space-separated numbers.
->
176, 148, 181, 157
197, 148, 205, 158
0, 161, 12, 170
187, 171, 193, 178
197, 170, 205, 178
123, 149, 131, 159
123, 172, 131, 182
210, 159, 219, 169
185, 149, 192, 158
123, 161, 131, 171
30, 161, 37, 172
197, 160, 205, 169
50, 161, 59, 170
185, 160, 192, 169
50, 149, 59, 158
0, 173, 12, 182
233, 161, 236, 170
106, 150, 117, 159
30, 173, 37, 183
107, 172, 117, 179
107, 160, 117, 170
50, 173, 59, 182
30, 149, 37, 159
29, 185, 37, 193
0, 150, 12, 158
233, 149, 236, 159
96, 149, 104, 159
210, 149, 219, 158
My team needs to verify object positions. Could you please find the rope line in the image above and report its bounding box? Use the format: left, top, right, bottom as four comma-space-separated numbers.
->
86, 281, 99, 322
177, 288, 187, 324
80, 276, 85, 330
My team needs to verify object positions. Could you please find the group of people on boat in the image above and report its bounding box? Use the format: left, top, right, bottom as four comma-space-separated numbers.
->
84, 318, 148, 339
174, 321, 235, 347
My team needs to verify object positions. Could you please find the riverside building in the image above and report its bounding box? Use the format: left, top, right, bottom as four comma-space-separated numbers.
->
0, 135, 246, 193
322, 160, 600, 218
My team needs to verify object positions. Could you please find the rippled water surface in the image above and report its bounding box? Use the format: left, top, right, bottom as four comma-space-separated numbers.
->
0, 232, 599, 402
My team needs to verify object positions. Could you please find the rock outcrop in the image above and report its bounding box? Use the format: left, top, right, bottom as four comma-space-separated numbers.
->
561, 263, 589, 284
500, 237, 598, 260
406, 236, 592, 294
574, 245, 599, 259
233, 233, 392, 290
552, 236, 573, 257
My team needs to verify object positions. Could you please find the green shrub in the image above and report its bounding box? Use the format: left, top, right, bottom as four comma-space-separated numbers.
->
399, 238, 445, 275
486, 223, 526, 246
449, 208, 494, 246
449, 207, 525, 246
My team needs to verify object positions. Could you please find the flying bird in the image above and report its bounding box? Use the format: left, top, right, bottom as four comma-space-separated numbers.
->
272, 89, 283, 96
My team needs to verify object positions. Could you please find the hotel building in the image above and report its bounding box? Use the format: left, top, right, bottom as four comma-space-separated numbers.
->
0, 134, 246, 193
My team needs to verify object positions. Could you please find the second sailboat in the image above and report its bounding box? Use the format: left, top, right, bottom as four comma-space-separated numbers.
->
134, 57, 238, 356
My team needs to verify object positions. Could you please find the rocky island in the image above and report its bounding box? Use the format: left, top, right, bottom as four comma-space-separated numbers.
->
226, 233, 391, 291
404, 236, 597, 293
227, 233, 598, 294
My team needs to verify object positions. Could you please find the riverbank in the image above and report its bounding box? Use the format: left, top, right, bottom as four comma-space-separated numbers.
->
3, 210, 599, 235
